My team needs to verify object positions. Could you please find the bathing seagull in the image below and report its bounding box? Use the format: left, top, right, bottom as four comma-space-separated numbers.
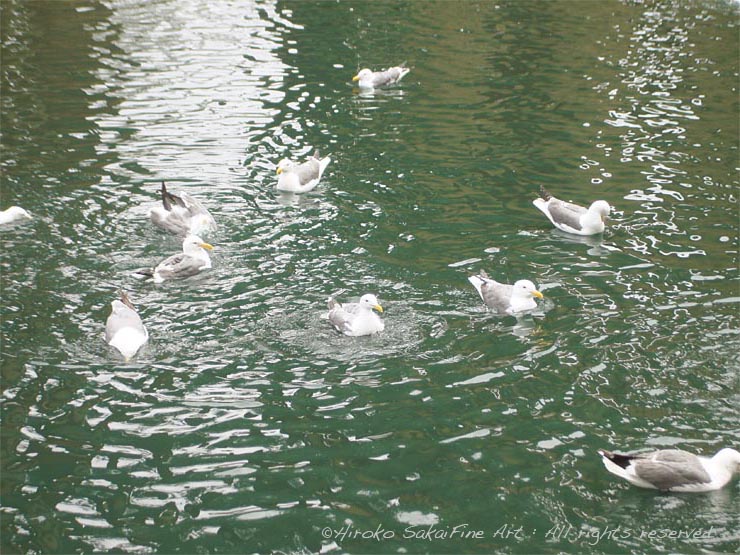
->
468, 270, 543, 315
136, 234, 214, 283
352, 63, 410, 89
149, 181, 216, 236
327, 294, 385, 337
105, 291, 148, 361
598, 447, 740, 492
276, 151, 331, 193
533, 185, 610, 236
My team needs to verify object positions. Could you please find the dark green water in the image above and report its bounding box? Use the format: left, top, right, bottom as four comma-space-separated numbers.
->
1, 1, 738, 553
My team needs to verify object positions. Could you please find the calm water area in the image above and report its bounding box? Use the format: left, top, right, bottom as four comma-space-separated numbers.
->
1, 1, 738, 553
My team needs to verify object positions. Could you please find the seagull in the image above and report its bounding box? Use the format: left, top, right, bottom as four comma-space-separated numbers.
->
0, 206, 32, 225
532, 185, 611, 236
468, 270, 543, 314
105, 291, 148, 361
149, 181, 216, 236
352, 63, 410, 89
327, 294, 385, 337
599, 447, 740, 492
276, 151, 331, 193
136, 234, 214, 283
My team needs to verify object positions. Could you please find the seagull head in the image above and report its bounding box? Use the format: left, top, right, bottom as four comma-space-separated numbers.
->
182, 234, 214, 254
352, 68, 372, 82
714, 448, 740, 475
513, 280, 543, 300
359, 293, 383, 313
276, 159, 295, 175
589, 200, 611, 222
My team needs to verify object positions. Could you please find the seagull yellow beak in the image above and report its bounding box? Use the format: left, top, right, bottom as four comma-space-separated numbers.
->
352, 74, 360, 82
374, 304, 383, 313
200, 242, 214, 251
533, 290, 544, 299
276, 167, 283, 175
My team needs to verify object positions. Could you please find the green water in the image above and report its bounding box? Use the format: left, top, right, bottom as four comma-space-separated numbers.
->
1, 0, 738, 553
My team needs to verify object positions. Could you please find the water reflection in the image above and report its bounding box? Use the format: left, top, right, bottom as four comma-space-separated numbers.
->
2, 1, 739, 554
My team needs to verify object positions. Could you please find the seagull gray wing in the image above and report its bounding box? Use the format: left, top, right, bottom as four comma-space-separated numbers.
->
545, 198, 587, 231
372, 67, 404, 87
155, 253, 207, 280
151, 209, 191, 235
480, 280, 514, 313
291, 158, 321, 186
634, 450, 712, 490
328, 301, 360, 333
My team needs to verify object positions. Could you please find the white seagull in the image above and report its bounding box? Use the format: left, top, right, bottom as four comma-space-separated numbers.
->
276, 151, 331, 193
468, 270, 543, 315
136, 234, 214, 283
533, 185, 611, 236
352, 64, 410, 89
105, 291, 148, 361
0, 206, 32, 225
599, 447, 740, 492
149, 181, 216, 236
327, 294, 385, 337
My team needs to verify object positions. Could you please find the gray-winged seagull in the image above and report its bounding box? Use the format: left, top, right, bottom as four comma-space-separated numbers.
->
599, 447, 740, 492
352, 64, 410, 89
327, 294, 385, 337
150, 182, 216, 237
136, 234, 214, 283
468, 270, 543, 314
276, 151, 331, 193
106, 291, 148, 361
533, 185, 610, 236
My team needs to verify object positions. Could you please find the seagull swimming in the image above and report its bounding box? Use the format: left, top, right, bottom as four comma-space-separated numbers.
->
276, 151, 331, 193
533, 185, 611, 236
352, 64, 410, 89
599, 447, 740, 492
468, 270, 543, 314
327, 294, 385, 337
105, 291, 148, 361
149, 181, 216, 236
0, 206, 32, 225
136, 234, 214, 283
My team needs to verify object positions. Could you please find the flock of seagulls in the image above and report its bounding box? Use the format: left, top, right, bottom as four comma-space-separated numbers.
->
2, 63, 737, 494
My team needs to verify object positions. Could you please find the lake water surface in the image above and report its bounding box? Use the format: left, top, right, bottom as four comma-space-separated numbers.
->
1, 1, 738, 553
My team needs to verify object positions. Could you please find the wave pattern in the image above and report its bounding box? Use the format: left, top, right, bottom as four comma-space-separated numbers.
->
1, 1, 738, 554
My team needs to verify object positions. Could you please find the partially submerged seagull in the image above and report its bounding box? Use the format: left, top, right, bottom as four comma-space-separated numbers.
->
599, 447, 740, 492
533, 185, 610, 236
136, 234, 214, 283
276, 152, 331, 193
327, 294, 385, 337
0, 206, 32, 225
105, 291, 148, 361
468, 270, 543, 315
352, 64, 410, 89
149, 181, 216, 236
